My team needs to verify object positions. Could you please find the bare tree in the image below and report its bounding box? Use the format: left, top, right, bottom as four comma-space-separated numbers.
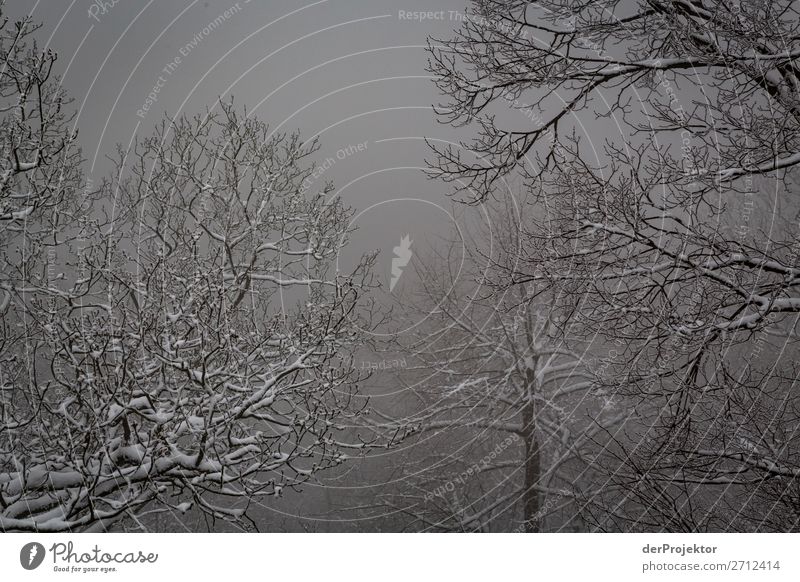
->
427, 0, 800, 361
0, 6, 85, 529
0, 97, 379, 532
376, 204, 623, 532
427, 0, 800, 530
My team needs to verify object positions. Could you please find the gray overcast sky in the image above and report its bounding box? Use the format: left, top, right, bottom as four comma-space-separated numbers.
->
14, 1, 484, 296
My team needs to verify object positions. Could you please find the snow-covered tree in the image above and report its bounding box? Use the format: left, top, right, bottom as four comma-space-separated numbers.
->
426, 0, 800, 530
427, 0, 800, 375
0, 97, 378, 532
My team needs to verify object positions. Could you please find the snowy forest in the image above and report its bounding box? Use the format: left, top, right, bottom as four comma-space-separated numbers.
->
2, 0, 800, 532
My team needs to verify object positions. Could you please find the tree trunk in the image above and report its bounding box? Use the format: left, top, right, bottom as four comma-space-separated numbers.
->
521, 394, 540, 532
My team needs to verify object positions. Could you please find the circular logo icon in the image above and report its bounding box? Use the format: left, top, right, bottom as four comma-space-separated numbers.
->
20, 542, 46, 570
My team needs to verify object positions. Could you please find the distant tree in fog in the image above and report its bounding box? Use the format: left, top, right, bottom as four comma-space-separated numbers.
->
378, 203, 623, 532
